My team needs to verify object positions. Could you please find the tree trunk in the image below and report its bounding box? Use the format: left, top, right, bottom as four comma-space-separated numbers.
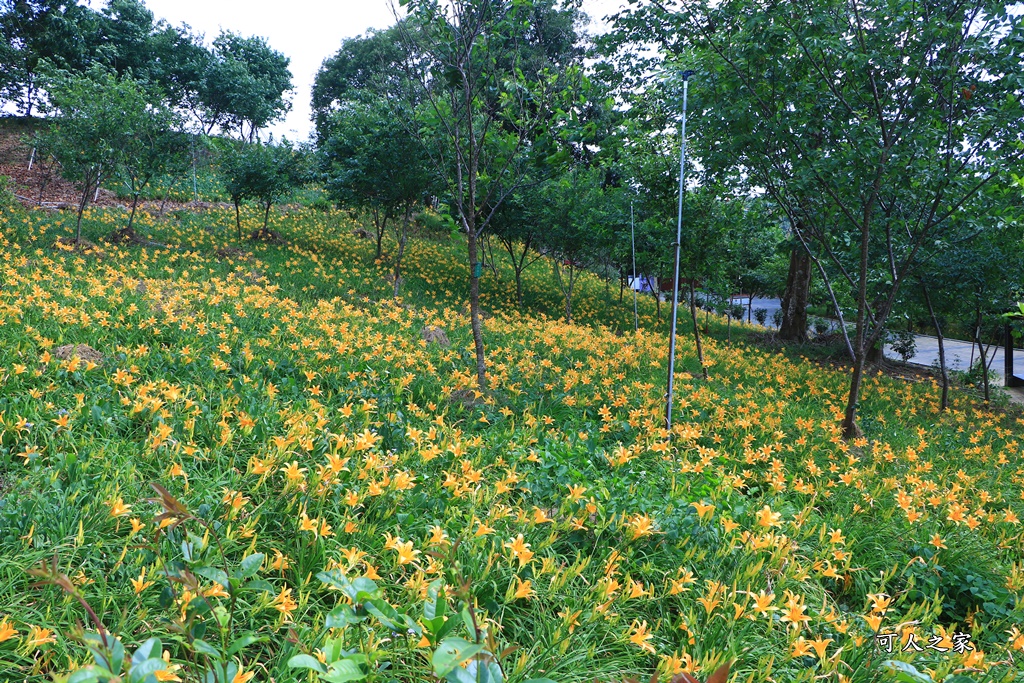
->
75, 191, 87, 243
866, 338, 884, 366
393, 208, 410, 298
372, 208, 387, 260
263, 202, 271, 233
234, 200, 242, 241
689, 280, 708, 380
779, 244, 812, 342
127, 193, 140, 233
468, 229, 487, 390
566, 268, 576, 324
922, 284, 948, 410
74, 168, 97, 243
842, 353, 867, 439
975, 322, 990, 402
841, 217, 873, 440
485, 234, 498, 277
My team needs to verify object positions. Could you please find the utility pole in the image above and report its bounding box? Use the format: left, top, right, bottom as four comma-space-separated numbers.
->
631, 202, 638, 332
665, 70, 694, 432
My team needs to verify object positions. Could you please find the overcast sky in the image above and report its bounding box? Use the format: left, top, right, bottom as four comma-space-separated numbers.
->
136, 0, 628, 143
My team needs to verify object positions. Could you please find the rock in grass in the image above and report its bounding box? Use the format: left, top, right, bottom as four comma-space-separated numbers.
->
420, 325, 450, 347
54, 343, 104, 366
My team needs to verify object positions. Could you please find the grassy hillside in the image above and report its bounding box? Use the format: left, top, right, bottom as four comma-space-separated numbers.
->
0, 205, 1022, 683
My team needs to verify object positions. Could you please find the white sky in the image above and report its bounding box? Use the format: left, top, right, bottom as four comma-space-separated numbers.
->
137, 0, 628, 143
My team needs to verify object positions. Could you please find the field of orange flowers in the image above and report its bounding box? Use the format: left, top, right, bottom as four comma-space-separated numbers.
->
0, 205, 1022, 683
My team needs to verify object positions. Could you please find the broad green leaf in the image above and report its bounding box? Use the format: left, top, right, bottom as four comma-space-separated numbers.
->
882, 661, 933, 683
131, 638, 162, 667
227, 634, 265, 656
326, 605, 365, 629
128, 658, 167, 683
236, 553, 264, 578
425, 580, 446, 620
287, 654, 327, 673
364, 598, 399, 630
194, 566, 230, 589
68, 668, 105, 683
191, 639, 222, 659
322, 659, 367, 683
432, 638, 485, 677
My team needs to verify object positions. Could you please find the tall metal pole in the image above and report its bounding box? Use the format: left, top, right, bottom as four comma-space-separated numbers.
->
631, 202, 639, 332
192, 133, 199, 205
666, 71, 693, 432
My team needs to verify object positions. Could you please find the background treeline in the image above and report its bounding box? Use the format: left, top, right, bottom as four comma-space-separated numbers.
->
0, 0, 292, 139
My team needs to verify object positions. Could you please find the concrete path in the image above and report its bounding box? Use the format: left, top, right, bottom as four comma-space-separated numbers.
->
883, 334, 1022, 382
729, 296, 1023, 385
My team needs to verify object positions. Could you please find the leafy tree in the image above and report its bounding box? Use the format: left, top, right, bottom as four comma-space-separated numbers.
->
94, 0, 154, 79
220, 141, 303, 240
488, 187, 545, 309
112, 100, 189, 238
537, 166, 608, 323
399, 0, 573, 391
311, 25, 417, 143
320, 98, 433, 294
37, 66, 152, 242
0, 0, 100, 115
146, 21, 213, 121
912, 190, 1024, 407
614, 0, 1024, 437
727, 200, 784, 322
199, 31, 292, 140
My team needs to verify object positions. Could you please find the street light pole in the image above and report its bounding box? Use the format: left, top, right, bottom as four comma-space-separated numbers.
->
665, 70, 694, 432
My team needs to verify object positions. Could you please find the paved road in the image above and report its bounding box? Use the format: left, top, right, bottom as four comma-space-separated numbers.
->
706, 295, 784, 327
730, 296, 1022, 383
883, 334, 1022, 382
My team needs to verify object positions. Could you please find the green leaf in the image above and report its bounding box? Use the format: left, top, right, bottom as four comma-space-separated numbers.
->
287, 654, 327, 673
326, 605, 365, 629
131, 638, 162, 667
465, 659, 504, 683
461, 607, 477, 638
321, 659, 368, 683
194, 566, 230, 589
245, 579, 274, 593
445, 668, 478, 683
68, 668, 105, 683
317, 570, 379, 601
364, 598, 400, 630
227, 634, 265, 656
351, 577, 379, 597
192, 639, 222, 659
236, 553, 264, 579
425, 580, 446, 620
882, 661, 934, 683
128, 658, 167, 683
432, 638, 485, 677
